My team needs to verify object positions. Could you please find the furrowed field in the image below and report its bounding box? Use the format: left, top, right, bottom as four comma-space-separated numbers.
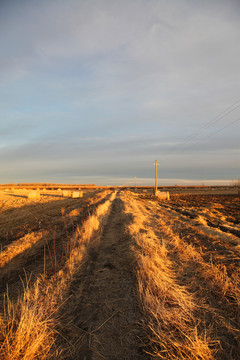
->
0, 188, 239, 359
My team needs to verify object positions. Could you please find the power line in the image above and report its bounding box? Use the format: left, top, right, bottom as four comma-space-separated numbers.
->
183, 98, 240, 143
202, 117, 240, 142
173, 117, 240, 157
165, 98, 240, 158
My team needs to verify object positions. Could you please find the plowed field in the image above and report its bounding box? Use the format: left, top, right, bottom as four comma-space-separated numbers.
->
0, 190, 239, 359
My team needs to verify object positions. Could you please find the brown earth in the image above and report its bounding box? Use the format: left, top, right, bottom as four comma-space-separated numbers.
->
57, 196, 148, 359
0, 190, 109, 310
133, 192, 240, 359
0, 190, 239, 359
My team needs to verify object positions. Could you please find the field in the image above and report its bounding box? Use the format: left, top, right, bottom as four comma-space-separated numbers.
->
0, 188, 239, 359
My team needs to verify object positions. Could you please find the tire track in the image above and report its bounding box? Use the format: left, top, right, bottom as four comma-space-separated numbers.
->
58, 195, 147, 360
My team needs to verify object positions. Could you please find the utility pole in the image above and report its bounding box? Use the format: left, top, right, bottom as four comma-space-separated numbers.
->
153, 160, 160, 195
134, 176, 136, 187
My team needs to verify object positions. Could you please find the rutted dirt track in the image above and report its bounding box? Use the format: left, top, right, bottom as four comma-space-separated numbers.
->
59, 197, 147, 359
0, 190, 239, 359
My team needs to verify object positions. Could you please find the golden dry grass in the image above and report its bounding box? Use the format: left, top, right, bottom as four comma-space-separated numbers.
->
122, 192, 215, 359
155, 209, 240, 306
0, 231, 46, 269
0, 191, 116, 359
1, 190, 238, 359
0, 282, 55, 360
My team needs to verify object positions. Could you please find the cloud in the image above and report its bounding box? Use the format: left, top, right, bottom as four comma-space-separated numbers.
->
0, 0, 239, 183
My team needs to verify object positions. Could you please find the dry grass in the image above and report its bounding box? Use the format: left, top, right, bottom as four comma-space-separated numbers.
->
122, 192, 214, 359
156, 209, 240, 306
0, 281, 55, 360
0, 191, 116, 359
0, 189, 63, 213
0, 232, 46, 269
1, 190, 238, 358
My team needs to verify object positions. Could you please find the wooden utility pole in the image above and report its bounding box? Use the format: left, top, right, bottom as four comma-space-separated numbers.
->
154, 160, 160, 195
134, 176, 136, 188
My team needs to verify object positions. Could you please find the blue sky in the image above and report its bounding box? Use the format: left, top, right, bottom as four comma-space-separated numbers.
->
0, 0, 239, 185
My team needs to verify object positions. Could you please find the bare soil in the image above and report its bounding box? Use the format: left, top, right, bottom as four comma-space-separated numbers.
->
56, 196, 147, 359
0, 190, 109, 310
0, 190, 239, 359
135, 192, 240, 359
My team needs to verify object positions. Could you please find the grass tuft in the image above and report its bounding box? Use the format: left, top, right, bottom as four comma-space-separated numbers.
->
0, 191, 116, 359
122, 192, 215, 359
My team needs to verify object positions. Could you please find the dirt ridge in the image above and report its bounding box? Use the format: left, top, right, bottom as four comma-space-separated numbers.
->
58, 195, 147, 359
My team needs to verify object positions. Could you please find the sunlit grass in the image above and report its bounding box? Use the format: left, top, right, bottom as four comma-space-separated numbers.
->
0, 191, 116, 359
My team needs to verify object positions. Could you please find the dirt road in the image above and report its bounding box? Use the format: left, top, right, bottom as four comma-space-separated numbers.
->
0, 190, 239, 359
57, 195, 147, 359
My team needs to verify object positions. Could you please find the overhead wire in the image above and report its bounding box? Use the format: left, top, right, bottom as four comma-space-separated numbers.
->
173, 117, 240, 156
183, 98, 240, 142
165, 98, 240, 158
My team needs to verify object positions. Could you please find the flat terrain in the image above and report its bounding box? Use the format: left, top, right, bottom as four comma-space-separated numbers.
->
0, 189, 107, 305
0, 189, 239, 359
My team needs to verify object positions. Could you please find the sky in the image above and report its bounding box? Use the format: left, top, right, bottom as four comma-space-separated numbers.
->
0, 0, 239, 186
